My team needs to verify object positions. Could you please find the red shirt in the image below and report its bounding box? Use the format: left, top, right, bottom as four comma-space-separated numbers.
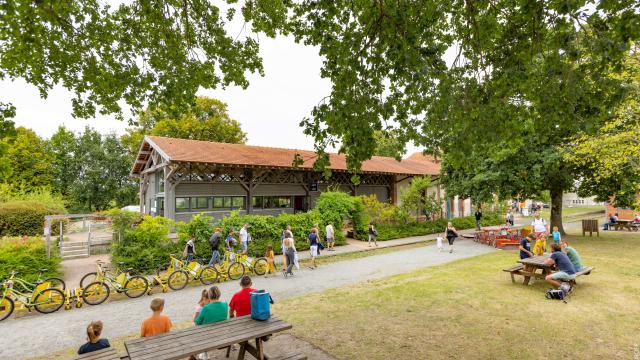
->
229, 287, 255, 317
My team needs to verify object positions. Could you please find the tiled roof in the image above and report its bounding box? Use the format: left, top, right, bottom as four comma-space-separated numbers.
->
132, 136, 440, 176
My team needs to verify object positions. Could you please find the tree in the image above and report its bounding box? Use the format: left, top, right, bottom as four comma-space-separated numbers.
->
566, 51, 640, 208
372, 130, 406, 159
288, 1, 640, 234
0, 104, 16, 181
0, 1, 288, 120
70, 127, 137, 212
47, 126, 78, 197
2, 127, 52, 188
121, 96, 247, 159
400, 176, 441, 221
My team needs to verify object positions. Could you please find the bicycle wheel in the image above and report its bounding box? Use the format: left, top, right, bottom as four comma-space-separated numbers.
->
82, 281, 110, 305
167, 270, 189, 291
227, 262, 245, 280
124, 276, 149, 298
43, 277, 66, 290
0, 297, 14, 322
199, 266, 219, 285
252, 257, 269, 276
34, 288, 65, 314
79, 272, 98, 288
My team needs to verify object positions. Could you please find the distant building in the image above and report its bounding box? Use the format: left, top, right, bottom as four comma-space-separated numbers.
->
563, 193, 605, 207
130, 136, 444, 222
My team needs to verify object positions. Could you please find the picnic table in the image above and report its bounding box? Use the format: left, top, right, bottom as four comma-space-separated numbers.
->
611, 219, 639, 231
503, 255, 594, 285
125, 316, 292, 360
74, 347, 123, 360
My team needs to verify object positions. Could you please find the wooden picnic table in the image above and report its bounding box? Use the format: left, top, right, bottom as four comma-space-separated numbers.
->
517, 255, 553, 285
125, 316, 292, 360
611, 219, 638, 231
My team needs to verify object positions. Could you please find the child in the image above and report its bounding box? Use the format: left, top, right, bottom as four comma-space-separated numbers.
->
78, 320, 110, 355
195, 286, 228, 325
184, 238, 195, 261
193, 289, 210, 323
552, 226, 561, 244
532, 234, 547, 256
436, 235, 444, 252
368, 222, 378, 247
265, 245, 276, 277
141, 298, 172, 337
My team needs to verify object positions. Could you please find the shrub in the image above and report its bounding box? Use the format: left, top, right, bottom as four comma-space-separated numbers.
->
0, 200, 66, 236
375, 212, 503, 241
110, 215, 177, 274
0, 236, 61, 282
216, 210, 333, 256
316, 191, 368, 239
176, 213, 215, 258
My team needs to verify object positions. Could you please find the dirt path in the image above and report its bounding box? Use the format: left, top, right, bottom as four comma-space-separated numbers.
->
0, 239, 496, 359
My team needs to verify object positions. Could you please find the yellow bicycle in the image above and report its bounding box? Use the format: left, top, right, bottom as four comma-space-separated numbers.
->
80, 261, 149, 306
156, 255, 218, 291
0, 272, 65, 321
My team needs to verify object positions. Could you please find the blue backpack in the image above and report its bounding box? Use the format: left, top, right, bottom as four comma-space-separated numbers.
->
250, 290, 274, 321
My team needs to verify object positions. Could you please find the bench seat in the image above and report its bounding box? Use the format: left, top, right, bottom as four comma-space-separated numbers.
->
503, 264, 524, 282
272, 353, 308, 360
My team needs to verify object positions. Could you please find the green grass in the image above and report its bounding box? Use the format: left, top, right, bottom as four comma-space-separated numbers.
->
273, 230, 640, 359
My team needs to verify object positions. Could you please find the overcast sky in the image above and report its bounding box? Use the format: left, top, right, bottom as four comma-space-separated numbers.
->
0, 4, 426, 155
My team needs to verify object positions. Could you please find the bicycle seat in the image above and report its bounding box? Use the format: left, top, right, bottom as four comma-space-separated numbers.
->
39, 268, 48, 273
125, 267, 134, 272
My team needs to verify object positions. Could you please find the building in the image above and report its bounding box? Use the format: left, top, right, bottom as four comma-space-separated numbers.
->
131, 136, 442, 222
562, 193, 605, 207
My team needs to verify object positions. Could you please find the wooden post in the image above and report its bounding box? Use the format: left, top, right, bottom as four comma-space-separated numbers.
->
139, 175, 144, 213
246, 169, 253, 214
164, 166, 176, 220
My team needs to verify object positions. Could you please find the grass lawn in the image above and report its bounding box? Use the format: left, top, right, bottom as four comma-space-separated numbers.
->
273, 230, 640, 359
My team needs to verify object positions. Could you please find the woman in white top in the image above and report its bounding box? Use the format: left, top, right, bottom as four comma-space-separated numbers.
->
531, 212, 548, 238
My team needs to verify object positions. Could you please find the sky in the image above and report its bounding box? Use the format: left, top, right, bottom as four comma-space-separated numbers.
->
0, 3, 426, 155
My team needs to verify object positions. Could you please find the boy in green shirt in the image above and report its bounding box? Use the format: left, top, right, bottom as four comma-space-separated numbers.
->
561, 240, 583, 272
195, 286, 228, 325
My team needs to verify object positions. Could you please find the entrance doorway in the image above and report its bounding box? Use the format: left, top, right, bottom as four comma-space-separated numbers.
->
294, 196, 307, 213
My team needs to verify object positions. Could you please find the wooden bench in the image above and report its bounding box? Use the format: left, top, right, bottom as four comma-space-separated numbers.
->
569, 266, 594, 284
503, 264, 525, 283
272, 353, 308, 360
582, 219, 599, 236
74, 348, 123, 360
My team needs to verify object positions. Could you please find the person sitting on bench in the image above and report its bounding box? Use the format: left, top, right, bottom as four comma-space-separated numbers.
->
603, 213, 618, 230
544, 243, 576, 289
561, 240, 583, 272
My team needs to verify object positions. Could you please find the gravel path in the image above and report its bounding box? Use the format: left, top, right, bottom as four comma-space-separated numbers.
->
0, 239, 496, 359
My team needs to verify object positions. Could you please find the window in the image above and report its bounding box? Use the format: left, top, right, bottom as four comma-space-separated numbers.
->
223, 196, 232, 208
232, 196, 245, 209
176, 197, 189, 212
252, 196, 263, 208
156, 197, 164, 211
191, 197, 208, 209
156, 173, 165, 193
213, 197, 224, 208
252, 196, 292, 209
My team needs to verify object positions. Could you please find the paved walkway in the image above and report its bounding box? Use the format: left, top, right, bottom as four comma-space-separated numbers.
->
1, 239, 497, 359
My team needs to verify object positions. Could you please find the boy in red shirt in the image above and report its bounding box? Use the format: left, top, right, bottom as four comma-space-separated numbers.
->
229, 276, 256, 318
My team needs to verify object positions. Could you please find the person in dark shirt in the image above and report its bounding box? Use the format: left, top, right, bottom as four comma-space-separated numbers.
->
519, 234, 534, 259
544, 243, 577, 289
208, 228, 222, 266
474, 208, 483, 230
78, 320, 110, 355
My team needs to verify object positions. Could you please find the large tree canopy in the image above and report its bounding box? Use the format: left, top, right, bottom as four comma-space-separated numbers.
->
0, 0, 288, 119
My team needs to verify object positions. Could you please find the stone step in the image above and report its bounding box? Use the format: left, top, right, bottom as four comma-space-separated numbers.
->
61, 253, 90, 260
61, 249, 89, 256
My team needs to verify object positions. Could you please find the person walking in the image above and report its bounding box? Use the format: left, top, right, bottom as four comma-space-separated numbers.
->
325, 223, 335, 251
239, 224, 249, 255
184, 238, 195, 262
208, 228, 222, 266
445, 222, 459, 253
308, 228, 319, 269
474, 207, 483, 230
283, 238, 296, 277
368, 222, 378, 247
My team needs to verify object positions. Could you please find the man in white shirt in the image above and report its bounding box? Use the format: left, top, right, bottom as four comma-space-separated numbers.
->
239, 224, 249, 255
325, 223, 335, 251
531, 212, 548, 239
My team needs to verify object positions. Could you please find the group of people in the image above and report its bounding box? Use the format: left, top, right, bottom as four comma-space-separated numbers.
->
517, 213, 584, 290
78, 275, 261, 359
280, 223, 337, 276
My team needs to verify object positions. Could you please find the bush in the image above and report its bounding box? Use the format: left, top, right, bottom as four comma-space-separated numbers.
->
216, 210, 335, 256
111, 215, 177, 274
375, 212, 503, 241
0, 236, 61, 282
0, 200, 66, 236
316, 191, 368, 239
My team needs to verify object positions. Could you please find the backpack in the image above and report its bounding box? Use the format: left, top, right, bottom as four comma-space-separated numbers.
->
546, 283, 571, 301
250, 290, 274, 321
209, 234, 220, 249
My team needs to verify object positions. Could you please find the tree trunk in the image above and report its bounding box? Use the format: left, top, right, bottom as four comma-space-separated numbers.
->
550, 185, 565, 235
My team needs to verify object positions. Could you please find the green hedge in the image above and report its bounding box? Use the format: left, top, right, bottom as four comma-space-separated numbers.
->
0, 236, 62, 282
0, 200, 66, 236
375, 213, 503, 241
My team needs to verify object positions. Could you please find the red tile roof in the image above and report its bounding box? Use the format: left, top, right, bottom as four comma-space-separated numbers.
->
132, 136, 440, 176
